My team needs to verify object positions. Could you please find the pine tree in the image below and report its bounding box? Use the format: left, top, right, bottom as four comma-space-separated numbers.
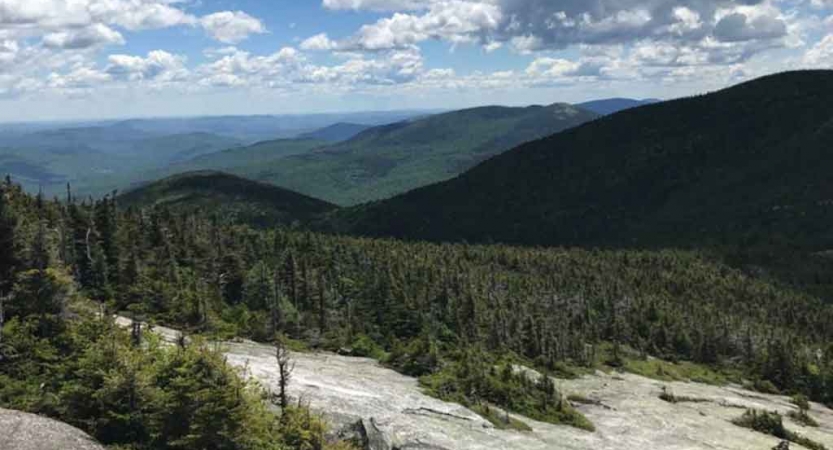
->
0, 186, 17, 295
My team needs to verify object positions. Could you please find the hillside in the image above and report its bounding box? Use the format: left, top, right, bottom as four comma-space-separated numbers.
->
332, 71, 833, 250
128, 132, 243, 163
577, 98, 659, 115
119, 171, 337, 227
248, 103, 599, 205
299, 122, 371, 142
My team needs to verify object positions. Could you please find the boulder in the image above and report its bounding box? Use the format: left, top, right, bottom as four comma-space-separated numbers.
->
0, 408, 104, 450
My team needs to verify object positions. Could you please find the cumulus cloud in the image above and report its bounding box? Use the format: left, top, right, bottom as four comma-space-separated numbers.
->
804, 34, 833, 66
322, 0, 436, 11
105, 50, 188, 82
311, 0, 793, 57
42, 24, 125, 49
713, 12, 787, 42
195, 45, 428, 91
48, 65, 112, 89
200, 11, 266, 44
300, 33, 337, 51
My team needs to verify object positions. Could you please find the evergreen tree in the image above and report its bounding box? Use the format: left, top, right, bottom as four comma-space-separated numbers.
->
0, 186, 17, 295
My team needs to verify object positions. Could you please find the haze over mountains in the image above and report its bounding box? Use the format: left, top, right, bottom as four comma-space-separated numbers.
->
0, 110, 427, 196
0, 98, 612, 203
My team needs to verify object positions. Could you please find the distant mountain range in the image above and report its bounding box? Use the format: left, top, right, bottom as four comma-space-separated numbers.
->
328, 71, 833, 250
298, 123, 372, 143
577, 98, 660, 115
240, 103, 599, 205
0, 110, 430, 196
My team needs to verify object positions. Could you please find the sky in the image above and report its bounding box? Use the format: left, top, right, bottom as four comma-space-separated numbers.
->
0, 0, 831, 122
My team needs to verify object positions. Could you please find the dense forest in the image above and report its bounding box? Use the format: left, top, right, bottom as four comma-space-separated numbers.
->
332, 71, 833, 251
0, 178, 355, 450
3, 174, 833, 442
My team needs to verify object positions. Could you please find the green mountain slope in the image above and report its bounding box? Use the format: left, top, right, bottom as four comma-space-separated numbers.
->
577, 98, 659, 115
119, 171, 337, 227
0, 128, 243, 196
128, 132, 243, 163
248, 103, 599, 205
298, 122, 371, 142
172, 138, 326, 172
331, 71, 833, 250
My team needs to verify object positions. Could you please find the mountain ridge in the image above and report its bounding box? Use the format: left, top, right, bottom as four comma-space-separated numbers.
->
327, 70, 833, 250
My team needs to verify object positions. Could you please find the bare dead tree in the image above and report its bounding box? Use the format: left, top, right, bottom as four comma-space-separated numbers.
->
275, 336, 295, 410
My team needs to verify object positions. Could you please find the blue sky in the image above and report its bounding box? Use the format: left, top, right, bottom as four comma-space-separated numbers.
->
0, 0, 831, 122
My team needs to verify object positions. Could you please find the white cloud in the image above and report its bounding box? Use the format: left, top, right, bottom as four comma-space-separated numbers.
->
48, 65, 112, 89
804, 34, 833, 66
315, 0, 794, 58
200, 11, 266, 44
300, 33, 336, 51
713, 12, 787, 42
322, 0, 436, 11
42, 23, 124, 49
105, 50, 188, 82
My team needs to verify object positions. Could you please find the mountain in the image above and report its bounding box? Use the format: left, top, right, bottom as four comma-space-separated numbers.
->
142, 138, 327, 182
119, 171, 337, 227
0, 127, 244, 196
115, 111, 433, 143
330, 71, 833, 250
250, 103, 599, 205
577, 98, 659, 115
298, 123, 372, 142
128, 132, 243, 163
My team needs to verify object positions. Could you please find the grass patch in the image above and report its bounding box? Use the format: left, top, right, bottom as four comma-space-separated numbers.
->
622, 358, 734, 385
658, 387, 711, 404
584, 342, 743, 387
787, 410, 819, 428
419, 351, 595, 433
470, 404, 533, 432
732, 410, 826, 450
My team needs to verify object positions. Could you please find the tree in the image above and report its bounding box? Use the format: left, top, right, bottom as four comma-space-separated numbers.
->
275, 336, 295, 411
0, 186, 18, 296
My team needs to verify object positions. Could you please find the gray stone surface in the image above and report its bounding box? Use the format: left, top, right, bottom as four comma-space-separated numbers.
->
119, 317, 833, 450
0, 408, 104, 450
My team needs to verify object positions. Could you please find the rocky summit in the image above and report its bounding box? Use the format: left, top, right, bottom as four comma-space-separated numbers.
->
129, 319, 833, 450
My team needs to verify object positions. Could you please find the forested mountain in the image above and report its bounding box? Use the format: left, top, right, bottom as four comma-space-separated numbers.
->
246, 103, 599, 205
333, 71, 833, 250
119, 171, 337, 227
3, 176, 833, 444
0, 124, 242, 196
115, 111, 430, 142
299, 123, 372, 142
577, 98, 659, 115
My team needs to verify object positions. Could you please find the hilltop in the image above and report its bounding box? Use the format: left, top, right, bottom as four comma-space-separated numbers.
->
119, 171, 337, 227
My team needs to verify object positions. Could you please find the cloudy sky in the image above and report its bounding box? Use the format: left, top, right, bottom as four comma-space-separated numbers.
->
0, 0, 831, 122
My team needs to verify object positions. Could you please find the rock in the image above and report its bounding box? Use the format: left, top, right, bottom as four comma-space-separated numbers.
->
773, 441, 790, 450
122, 318, 833, 450
0, 408, 105, 450
337, 418, 392, 450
